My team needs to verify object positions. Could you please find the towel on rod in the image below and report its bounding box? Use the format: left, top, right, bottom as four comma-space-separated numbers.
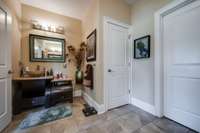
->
83, 64, 93, 89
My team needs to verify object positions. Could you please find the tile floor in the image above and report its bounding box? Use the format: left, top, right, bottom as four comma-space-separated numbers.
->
2, 97, 197, 133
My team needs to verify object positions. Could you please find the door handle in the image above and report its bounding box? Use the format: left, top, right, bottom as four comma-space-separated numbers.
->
8, 70, 13, 74
108, 69, 112, 72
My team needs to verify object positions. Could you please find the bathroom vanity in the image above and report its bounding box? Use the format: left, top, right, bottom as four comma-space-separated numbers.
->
12, 76, 73, 114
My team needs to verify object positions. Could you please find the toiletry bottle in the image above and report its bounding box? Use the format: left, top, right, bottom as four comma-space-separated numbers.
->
50, 68, 53, 76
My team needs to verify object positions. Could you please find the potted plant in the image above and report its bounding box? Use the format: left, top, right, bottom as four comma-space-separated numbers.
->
67, 42, 86, 84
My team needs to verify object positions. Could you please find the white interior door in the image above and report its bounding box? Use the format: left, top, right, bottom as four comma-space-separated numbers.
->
163, 1, 200, 132
0, 2, 12, 132
105, 20, 130, 110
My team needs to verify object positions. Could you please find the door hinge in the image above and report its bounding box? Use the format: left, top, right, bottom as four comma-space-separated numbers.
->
128, 34, 132, 40
128, 90, 131, 94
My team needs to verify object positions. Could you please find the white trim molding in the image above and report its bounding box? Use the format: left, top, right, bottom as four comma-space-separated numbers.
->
154, 0, 197, 117
83, 92, 105, 114
131, 97, 156, 116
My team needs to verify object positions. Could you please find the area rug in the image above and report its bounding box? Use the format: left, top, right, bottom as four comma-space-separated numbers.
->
19, 105, 72, 129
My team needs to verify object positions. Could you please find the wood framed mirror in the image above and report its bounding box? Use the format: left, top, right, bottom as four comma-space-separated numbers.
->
29, 34, 65, 63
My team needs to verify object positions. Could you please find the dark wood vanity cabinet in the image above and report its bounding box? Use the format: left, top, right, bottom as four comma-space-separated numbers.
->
45, 80, 73, 107
12, 77, 73, 115
12, 78, 51, 114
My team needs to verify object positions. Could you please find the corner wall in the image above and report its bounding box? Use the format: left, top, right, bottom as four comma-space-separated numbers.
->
82, 0, 131, 105
81, 0, 100, 103
130, 0, 172, 107
21, 5, 82, 83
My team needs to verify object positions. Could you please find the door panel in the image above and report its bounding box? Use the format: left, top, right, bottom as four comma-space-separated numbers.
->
107, 22, 129, 109
0, 2, 12, 132
109, 72, 129, 109
0, 8, 7, 67
0, 79, 7, 117
163, 1, 200, 132
171, 78, 200, 116
110, 27, 126, 66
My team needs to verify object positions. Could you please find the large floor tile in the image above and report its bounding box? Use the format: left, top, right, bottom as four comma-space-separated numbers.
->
135, 110, 157, 126
51, 118, 78, 133
153, 118, 193, 133
84, 125, 108, 133
98, 118, 127, 133
118, 112, 143, 132
133, 123, 164, 133
3, 97, 197, 133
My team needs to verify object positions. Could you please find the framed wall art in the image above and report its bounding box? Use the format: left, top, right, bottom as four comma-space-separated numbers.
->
86, 29, 96, 62
134, 35, 150, 59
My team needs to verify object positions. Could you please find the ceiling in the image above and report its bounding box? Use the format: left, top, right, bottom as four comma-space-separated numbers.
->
21, 0, 136, 20
20, 0, 93, 20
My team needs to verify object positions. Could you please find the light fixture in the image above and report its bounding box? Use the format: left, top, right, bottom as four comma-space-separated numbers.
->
32, 20, 65, 34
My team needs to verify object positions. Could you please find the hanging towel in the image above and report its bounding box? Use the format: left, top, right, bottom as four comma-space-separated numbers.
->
83, 64, 93, 89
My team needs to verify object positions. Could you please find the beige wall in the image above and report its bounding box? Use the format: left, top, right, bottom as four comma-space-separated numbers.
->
4, 0, 22, 77
99, 0, 131, 25
82, 0, 99, 41
81, 0, 100, 102
130, 0, 172, 105
21, 5, 82, 82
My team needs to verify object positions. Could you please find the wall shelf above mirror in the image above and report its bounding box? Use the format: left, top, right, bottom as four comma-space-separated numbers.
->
29, 34, 66, 63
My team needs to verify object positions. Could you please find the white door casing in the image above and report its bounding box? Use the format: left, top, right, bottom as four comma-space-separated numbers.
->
0, 1, 12, 132
103, 17, 130, 110
155, 0, 200, 132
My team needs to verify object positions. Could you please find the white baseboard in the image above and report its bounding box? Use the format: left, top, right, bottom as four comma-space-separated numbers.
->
73, 90, 82, 97
131, 97, 156, 116
83, 92, 105, 114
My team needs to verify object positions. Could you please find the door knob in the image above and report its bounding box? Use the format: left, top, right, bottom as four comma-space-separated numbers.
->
108, 69, 112, 72
8, 70, 13, 74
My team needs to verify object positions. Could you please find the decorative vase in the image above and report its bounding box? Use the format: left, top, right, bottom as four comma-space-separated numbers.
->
75, 68, 83, 84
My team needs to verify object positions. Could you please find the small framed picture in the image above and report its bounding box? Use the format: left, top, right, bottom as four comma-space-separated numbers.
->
134, 35, 150, 59
86, 29, 96, 62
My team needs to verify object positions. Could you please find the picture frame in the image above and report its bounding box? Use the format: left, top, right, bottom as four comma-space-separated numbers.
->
86, 29, 96, 62
29, 34, 65, 63
134, 35, 150, 59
